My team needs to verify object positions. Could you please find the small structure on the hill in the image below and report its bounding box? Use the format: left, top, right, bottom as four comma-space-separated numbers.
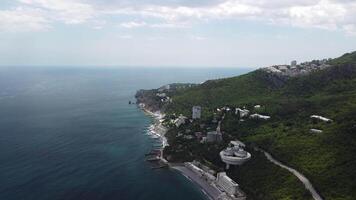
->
250, 114, 270, 120
220, 141, 251, 169
310, 129, 323, 134
173, 115, 187, 127
216, 172, 246, 198
192, 106, 202, 119
235, 108, 250, 118
202, 131, 223, 143
254, 105, 261, 109
310, 115, 332, 123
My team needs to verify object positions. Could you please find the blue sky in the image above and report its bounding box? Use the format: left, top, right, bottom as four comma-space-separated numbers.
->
0, 0, 356, 68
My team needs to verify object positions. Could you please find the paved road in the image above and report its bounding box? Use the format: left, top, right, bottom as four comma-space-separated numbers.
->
258, 148, 323, 200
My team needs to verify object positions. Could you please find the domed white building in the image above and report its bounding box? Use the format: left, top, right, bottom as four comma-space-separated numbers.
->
220, 141, 251, 169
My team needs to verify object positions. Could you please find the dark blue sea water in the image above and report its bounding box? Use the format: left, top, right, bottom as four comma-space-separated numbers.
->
0, 66, 251, 200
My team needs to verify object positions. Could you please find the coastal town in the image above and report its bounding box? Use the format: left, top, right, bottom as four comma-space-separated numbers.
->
141, 102, 253, 200
263, 59, 332, 77
136, 70, 336, 200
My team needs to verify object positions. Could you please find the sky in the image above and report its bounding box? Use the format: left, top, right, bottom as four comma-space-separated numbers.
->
0, 0, 356, 68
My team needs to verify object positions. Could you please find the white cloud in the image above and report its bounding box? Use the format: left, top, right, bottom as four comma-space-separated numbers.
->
150, 23, 188, 28
343, 24, 356, 36
0, 0, 355, 35
19, 0, 95, 24
120, 21, 188, 29
108, 0, 356, 35
0, 7, 49, 32
120, 21, 147, 28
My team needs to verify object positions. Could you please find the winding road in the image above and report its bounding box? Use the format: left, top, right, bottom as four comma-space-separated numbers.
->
257, 148, 323, 200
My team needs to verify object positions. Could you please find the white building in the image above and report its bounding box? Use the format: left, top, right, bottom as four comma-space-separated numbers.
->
192, 106, 202, 119
185, 162, 204, 177
277, 65, 289, 72
249, 114, 270, 120
220, 141, 251, 169
310, 129, 323, 134
216, 172, 241, 197
291, 60, 297, 68
156, 93, 167, 97
264, 66, 282, 73
310, 115, 332, 123
235, 108, 250, 118
185, 162, 216, 183
174, 115, 187, 127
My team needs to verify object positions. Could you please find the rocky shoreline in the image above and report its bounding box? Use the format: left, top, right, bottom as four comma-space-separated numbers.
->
138, 103, 168, 154
137, 102, 245, 200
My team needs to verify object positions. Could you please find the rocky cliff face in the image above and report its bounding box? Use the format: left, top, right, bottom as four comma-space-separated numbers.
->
135, 89, 163, 112
135, 83, 197, 113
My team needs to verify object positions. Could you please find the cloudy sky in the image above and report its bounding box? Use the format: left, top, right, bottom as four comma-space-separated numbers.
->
1, 0, 356, 67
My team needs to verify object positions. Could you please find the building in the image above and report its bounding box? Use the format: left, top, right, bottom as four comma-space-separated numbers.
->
192, 106, 202, 119
249, 113, 270, 120
291, 60, 297, 68
185, 162, 204, 177
235, 108, 249, 118
276, 65, 289, 72
220, 141, 251, 169
206, 131, 223, 143
216, 172, 241, 197
310, 115, 332, 123
156, 93, 166, 97
185, 162, 216, 183
310, 129, 323, 134
174, 115, 187, 127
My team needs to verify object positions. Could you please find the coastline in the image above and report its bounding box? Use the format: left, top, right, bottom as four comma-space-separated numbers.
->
137, 103, 244, 200
170, 163, 246, 200
170, 164, 219, 200
139, 104, 168, 149
138, 103, 215, 200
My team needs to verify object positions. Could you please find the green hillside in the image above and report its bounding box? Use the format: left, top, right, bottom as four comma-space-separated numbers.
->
162, 52, 356, 199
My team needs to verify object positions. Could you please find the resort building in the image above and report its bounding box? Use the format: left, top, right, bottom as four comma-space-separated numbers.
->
310, 115, 333, 123
216, 172, 245, 198
184, 162, 216, 183
220, 141, 251, 169
156, 93, 167, 97
249, 114, 270, 120
192, 106, 202, 119
174, 115, 187, 127
291, 60, 297, 68
310, 129, 323, 134
235, 108, 250, 118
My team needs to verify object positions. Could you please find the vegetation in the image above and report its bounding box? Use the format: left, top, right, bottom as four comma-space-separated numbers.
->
229, 150, 313, 200
137, 51, 356, 199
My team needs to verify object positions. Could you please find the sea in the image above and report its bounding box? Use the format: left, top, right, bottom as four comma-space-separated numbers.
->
0, 66, 251, 200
